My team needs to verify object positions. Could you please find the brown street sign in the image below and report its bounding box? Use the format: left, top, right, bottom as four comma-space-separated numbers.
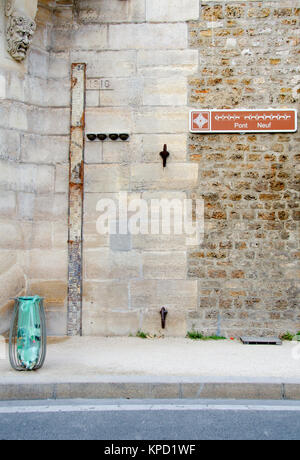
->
190, 109, 298, 134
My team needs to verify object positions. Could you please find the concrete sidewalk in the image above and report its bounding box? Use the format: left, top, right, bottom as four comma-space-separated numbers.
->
1, 337, 300, 401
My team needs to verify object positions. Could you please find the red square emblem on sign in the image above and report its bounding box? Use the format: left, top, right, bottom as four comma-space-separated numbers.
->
191, 111, 210, 132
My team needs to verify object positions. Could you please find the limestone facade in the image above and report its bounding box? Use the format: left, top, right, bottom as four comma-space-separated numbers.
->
0, 0, 69, 335
0, 0, 299, 338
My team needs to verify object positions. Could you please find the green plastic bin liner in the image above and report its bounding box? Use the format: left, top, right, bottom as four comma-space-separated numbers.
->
9, 296, 47, 371
17, 296, 42, 370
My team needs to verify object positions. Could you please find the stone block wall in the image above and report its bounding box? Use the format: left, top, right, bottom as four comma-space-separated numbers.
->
0, 0, 299, 338
48, 0, 201, 336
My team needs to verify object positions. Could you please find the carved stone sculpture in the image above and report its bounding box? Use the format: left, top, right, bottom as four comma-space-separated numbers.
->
5, 0, 37, 62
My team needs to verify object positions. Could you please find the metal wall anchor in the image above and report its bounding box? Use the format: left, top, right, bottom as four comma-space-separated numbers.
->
160, 144, 170, 167
160, 307, 168, 329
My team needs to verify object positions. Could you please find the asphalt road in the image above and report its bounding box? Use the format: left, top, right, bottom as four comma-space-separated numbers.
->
0, 399, 299, 441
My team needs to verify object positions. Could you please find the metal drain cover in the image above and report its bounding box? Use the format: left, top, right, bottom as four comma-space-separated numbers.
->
240, 336, 282, 345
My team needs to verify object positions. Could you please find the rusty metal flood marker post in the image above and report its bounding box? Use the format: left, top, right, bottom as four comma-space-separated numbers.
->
67, 63, 86, 336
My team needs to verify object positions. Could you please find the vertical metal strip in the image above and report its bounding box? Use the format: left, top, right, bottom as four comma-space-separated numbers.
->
67, 63, 86, 336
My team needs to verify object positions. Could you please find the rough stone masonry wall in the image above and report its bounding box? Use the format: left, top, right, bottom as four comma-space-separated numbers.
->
50, 0, 201, 336
187, 0, 300, 336
0, 2, 69, 335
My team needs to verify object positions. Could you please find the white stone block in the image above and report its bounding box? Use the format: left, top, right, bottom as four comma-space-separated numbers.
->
48, 52, 70, 79
143, 77, 187, 106
83, 220, 109, 249
142, 190, 187, 200
131, 192, 189, 250
130, 279, 198, 311
0, 103, 10, 130
0, 162, 18, 192
32, 193, 68, 222
85, 164, 130, 193
17, 192, 35, 220
84, 190, 140, 219
28, 107, 70, 135
25, 76, 48, 106
109, 23, 187, 50
21, 134, 69, 164
131, 163, 198, 190
0, 221, 23, 249
132, 231, 188, 252
0, 161, 54, 194
83, 280, 129, 310
73, 25, 108, 50
78, 0, 145, 23
0, 128, 20, 160
71, 50, 137, 78
51, 28, 74, 52
0, 191, 16, 217
86, 90, 99, 107
7, 73, 25, 102
27, 249, 68, 280
84, 248, 142, 280
84, 192, 118, 222
9, 103, 27, 131
137, 50, 199, 77
85, 140, 102, 164
28, 49, 49, 79
22, 221, 52, 249
35, 165, 56, 194
86, 107, 134, 133
134, 107, 189, 134
0, 250, 17, 277
55, 164, 68, 193
46, 78, 70, 107
82, 309, 140, 337
146, 0, 199, 22
52, 222, 68, 249
102, 135, 142, 163
100, 77, 143, 107
142, 251, 187, 279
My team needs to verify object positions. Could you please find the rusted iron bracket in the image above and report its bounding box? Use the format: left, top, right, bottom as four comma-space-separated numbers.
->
67, 63, 86, 336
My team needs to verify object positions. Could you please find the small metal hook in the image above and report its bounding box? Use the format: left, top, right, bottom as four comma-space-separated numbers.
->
160, 307, 168, 329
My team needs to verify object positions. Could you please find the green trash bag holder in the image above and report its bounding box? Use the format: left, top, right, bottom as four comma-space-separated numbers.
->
9, 296, 47, 371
